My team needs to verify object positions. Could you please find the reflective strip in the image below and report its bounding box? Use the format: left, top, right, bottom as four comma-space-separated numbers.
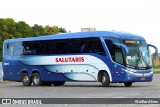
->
4, 63, 9, 65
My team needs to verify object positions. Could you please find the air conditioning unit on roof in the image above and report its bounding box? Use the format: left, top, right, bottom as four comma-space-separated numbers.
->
81, 27, 96, 32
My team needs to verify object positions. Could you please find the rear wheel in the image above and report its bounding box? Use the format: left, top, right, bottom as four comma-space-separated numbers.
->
53, 81, 65, 86
124, 82, 132, 87
22, 73, 32, 86
101, 72, 110, 87
32, 73, 43, 86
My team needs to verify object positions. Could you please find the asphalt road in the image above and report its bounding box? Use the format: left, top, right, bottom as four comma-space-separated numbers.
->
0, 74, 160, 107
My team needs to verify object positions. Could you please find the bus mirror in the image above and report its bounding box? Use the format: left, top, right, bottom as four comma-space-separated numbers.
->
148, 44, 158, 56
113, 43, 129, 55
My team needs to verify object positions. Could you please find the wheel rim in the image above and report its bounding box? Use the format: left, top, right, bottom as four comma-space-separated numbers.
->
102, 75, 106, 84
34, 76, 39, 85
23, 75, 29, 83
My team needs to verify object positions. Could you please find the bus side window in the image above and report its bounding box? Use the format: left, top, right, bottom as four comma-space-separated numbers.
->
55, 40, 69, 54
22, 42, 37, 55
73, 39, 85, 53
7, 43, 9, 49
114, 48, 124, 65
80, 42, 88, 53
9, 43, 14, 56
4, 43, 10, 56
88, 38, 105, 56
105, 39, 113, 57
14, 42, 23, 56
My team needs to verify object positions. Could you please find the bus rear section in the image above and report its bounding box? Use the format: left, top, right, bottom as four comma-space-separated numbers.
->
3, 36, 113, 87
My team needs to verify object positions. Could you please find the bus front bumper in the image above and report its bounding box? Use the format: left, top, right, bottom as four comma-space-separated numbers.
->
123, 68, 153, 82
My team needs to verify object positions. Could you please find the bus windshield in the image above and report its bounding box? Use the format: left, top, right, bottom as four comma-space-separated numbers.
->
124, 40, 152, 69
104, 37, 152, 69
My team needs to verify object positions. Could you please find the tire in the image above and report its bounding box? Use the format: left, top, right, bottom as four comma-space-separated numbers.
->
22, 73, 32, 86
101, 72, 110, 87
32, 73, 43, 86
53, 81, 65, 86
124, 82, 132, 87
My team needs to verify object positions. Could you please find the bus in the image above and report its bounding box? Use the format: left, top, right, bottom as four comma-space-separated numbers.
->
3, 31, 158, 87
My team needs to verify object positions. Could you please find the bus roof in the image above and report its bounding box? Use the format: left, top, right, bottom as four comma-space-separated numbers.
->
4, 31, 145, 43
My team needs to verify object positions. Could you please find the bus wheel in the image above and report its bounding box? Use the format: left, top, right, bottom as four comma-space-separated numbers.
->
32, 73, 43, 86
124, 82, 132, 87
101, 72, 110, 87
53, 81, 65, 86
22, 73, 32, 86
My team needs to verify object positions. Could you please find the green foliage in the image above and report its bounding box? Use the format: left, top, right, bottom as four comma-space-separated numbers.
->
0, 18, 67, 61
16, 21, 32, 37
32, 24, 45, 36
154, 65, 160, 73
154, 65, 160, 69
44, 25, 59, 35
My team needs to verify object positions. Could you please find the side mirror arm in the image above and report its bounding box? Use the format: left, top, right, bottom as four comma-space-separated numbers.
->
148, 44, 158, 56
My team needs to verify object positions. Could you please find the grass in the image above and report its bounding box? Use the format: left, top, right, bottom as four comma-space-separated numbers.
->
153, 65, 160, 73
154, 65, 160, 69
154, 70, 160, 73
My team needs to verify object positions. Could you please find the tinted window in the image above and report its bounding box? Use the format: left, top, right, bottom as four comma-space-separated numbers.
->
55, 40, 69, 54
87, 38, 105, 55
4, 43, 10, 56
114, 48, 124, 65
6, 43, 14, 56
14, 42, 23, 56
70, 38, 105, 55
22, 37, 105, 55
103, 37, 121, 43
22, 40, 54, 55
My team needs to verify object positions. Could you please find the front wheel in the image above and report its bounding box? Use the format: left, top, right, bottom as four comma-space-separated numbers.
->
124, 82, 132, 87
101, 72, 110, 87
32, 73, 43, 86
22, 73, 32, 86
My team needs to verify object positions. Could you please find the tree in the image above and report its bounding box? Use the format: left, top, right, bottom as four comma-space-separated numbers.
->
44, 25, 59, 35
58, 27, 67, 33
0, 18, 67, 61
16, 21, 32, 38
32, 24, 45, 36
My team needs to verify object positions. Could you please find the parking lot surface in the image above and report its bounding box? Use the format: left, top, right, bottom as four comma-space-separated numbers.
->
0, 74, 160, 106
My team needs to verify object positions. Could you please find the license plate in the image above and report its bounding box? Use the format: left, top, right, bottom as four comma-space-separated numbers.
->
141, 78, 145, 80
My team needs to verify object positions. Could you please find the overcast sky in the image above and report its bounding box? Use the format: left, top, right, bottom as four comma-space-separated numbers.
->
0, 0, 160, 52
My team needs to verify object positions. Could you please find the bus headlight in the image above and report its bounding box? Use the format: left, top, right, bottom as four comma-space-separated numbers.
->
149, 70, 153, 74
121, 68, 135, 74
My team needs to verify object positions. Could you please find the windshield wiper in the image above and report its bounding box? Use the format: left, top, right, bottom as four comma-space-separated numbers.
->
138, 48, 151, 68
133, 48, 150, 69
140, 53, 151, 69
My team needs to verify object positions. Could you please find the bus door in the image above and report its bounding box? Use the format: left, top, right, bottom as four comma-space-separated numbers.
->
3, 42, 15, 79
113, 46, 125, 81
105, 39, 124, 80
